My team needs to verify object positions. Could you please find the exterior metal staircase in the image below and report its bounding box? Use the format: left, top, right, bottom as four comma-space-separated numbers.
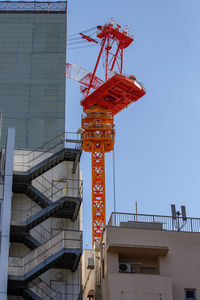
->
13, 133, 82, 185
11, 184, 82, 248
25, 185, 52, 208
21, 277, 61, 300
11, 133, 82, 248
24, 234, 41, 250
13, 148, 77, 184
8, 230, 82, 292
11, 196, 72, 232
9, 277, 61, 300
27, 278, 61, 300
8, 134, 83, 298
23, 288, 42, 300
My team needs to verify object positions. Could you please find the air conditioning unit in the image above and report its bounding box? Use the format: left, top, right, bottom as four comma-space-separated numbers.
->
119, 262, 131, 273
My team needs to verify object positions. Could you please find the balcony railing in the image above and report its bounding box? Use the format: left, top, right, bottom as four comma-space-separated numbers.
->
108, 212, 200, 233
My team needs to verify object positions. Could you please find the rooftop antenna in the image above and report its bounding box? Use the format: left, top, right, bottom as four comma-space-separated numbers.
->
123, 25, 130, 34
109, 17, 116, 26
181, 205, 187, 221
135, 199, 138, 221
171, 204, 187, 231
85, 224, 89, 249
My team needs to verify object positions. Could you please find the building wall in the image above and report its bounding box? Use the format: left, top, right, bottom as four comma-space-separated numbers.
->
82, 250, 95, 298
0, 12, 66, 148
83, 225, 200, 300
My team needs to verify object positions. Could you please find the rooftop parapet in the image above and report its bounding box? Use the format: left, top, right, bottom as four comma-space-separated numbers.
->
0, 1, 67, 14
108, 212, 200, 233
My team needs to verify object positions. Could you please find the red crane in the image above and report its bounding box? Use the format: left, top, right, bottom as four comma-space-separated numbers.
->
66, 21, 146, 245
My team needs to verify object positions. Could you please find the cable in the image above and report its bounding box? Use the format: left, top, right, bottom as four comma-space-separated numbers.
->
67, 26, 97, 38
68, 31, 97, 41
68, 40, 99, 46
67, 35, 99, 45
67, 26, 100, 48
113, 149, 116, 213
67, 44, 99, 50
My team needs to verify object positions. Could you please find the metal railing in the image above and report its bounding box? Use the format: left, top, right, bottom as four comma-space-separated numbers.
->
11, 177, 83, 223
108, 212, 200, 233
33, 176, 83, 201
51, 283, 83, 300
30, 225, 52, 245
29, 278, 61, 300
0, 1, 67, 13
9, 229, 82, 276
108, 70, 145, 91
13, 132, 82, 172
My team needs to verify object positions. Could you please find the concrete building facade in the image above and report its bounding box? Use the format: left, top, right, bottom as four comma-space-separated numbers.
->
83, 212, 200, 300
0, 1, 67, 148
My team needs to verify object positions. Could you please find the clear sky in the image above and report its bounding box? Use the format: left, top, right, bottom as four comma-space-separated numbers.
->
66, 0, 200, 248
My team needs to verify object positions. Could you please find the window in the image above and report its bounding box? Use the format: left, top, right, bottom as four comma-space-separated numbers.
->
185, 289, 196, 300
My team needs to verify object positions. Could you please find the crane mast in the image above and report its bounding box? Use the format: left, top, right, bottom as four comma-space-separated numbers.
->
81, 106, 115, 243
80, 22, 146, 245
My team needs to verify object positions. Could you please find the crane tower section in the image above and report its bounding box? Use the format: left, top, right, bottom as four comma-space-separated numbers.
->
82, 106, 115, 242
81, 22, 146, 244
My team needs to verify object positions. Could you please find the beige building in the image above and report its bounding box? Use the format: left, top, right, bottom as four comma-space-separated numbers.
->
82, 212, 200, 300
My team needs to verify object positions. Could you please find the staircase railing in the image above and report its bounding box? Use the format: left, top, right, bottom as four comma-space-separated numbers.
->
13, 132, 82, 172
29, 277, 61, 300
52, 283, 83, 300
30, 225, 52, 245
11, 178, 83, 224
8, 230, 82, 277
33, 176, 83, 201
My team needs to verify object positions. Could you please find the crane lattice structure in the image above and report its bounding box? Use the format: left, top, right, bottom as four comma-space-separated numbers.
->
66, 21, 146, 245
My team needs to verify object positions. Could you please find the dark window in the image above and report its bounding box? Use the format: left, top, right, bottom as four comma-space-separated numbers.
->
185, 289, 196, 299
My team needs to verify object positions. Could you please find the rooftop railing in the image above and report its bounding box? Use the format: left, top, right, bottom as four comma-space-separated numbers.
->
0, 1, 67, 13
108, 212, 200, 233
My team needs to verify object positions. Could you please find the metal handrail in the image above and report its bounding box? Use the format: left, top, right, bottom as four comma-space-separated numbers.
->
30, 225, 51, 242
108, 212, 200, 233
9, 230, 82, 269
29, 178, 82, 213
108, 70, 145, 91
30, 277, 61, 300
11, 177, 83, 235
29, 280, 53, 299
13, 132, 82, 171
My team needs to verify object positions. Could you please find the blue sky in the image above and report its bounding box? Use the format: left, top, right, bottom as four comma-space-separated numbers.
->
66, 0, 200, 247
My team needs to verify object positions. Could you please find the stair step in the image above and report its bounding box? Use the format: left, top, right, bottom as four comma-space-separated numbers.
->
24, 235, 41, 250
26, 199, 67, 230
23, 288, 42, 300
26, 185, 51, 208
14, 148, 77, 184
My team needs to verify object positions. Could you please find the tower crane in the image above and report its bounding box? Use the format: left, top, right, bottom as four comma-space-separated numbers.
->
66, 21, 146, 245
